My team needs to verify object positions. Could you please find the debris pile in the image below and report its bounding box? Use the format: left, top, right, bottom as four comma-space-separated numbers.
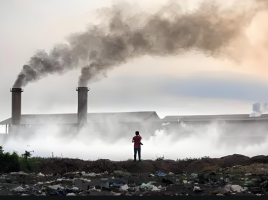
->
1, 154, 268, 196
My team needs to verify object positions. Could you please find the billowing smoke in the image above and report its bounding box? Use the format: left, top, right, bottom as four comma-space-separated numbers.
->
250, 102, 268, 117
13, 0, 266, 87
13, 44, 79, 88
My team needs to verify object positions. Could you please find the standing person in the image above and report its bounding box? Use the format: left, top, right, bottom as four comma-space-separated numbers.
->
132, 131, 142, 162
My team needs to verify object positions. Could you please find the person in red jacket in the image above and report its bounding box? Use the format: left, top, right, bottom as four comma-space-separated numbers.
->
132, 131, 142, 162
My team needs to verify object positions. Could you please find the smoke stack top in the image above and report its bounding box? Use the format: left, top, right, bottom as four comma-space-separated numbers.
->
77, 87, 89, 126
10, 88, 23, 126
13, 1, 266, 87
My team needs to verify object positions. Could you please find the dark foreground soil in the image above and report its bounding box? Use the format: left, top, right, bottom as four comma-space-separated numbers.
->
1, 154, 268, 196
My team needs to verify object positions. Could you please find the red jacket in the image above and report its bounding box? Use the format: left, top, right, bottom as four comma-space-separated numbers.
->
133, 135, 142, 148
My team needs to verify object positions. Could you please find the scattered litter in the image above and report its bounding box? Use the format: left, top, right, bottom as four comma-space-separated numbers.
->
66, 193, 76, 196
193, 186, 202, 192
112, 183, 124, 187
140, 183, 153, 190
49, 189, 70, 196
190, 173, 198, 178
12, 186, 25, 192
152, 186, 160, 191
230, 185, 243, 193
48, 185, 64, 190
37, 172, 45, 176
71, 187, 79, 191
119, 184, 129, 191
11, 172, 28, 176
156, 172, 166, 177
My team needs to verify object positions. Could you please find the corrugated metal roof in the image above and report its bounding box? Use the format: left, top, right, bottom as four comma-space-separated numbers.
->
163, 114, 268, 122
0, 111, 160, 125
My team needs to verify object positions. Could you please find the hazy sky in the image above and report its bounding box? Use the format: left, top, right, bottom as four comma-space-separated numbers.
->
1, 0, 268, 123
1, 0, 268, 159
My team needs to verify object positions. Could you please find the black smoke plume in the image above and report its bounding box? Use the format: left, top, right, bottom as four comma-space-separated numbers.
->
13, 0, 263, 87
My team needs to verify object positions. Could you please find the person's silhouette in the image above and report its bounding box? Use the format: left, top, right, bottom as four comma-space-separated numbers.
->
132, 131, 142, 162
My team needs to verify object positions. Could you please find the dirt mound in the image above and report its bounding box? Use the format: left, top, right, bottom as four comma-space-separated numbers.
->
28, 154, 268, 175
38, 159, 87, 174
185, 159, 224, 173
249, 155, 268, 164
220, 154, 250, 167
38, 159, 124, 174
85, 159, 124, 173
117, 160, 157, 173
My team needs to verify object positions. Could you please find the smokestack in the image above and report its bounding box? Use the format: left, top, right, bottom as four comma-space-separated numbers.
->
10, 88, 23, 125
76, 87, 89, 126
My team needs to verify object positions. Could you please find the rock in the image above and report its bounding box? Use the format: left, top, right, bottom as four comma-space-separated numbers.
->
230, 185, 242, 193
169, 172, 174, 175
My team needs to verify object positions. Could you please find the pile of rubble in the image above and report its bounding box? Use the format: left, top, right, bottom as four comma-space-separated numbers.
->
0, 164, 268, 195
1, 154, 268, 196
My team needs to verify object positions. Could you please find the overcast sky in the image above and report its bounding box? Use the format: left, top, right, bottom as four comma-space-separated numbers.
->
1, 0, 268, 159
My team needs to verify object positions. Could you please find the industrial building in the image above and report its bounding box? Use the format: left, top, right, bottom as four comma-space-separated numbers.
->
1, 87, 268, 144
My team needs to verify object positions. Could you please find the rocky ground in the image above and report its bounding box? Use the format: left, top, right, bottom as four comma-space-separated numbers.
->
1, 154, 268, 196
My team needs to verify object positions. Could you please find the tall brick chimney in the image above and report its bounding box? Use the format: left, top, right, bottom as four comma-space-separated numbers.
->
76, 87, 89, 126
10, 88, 23, 125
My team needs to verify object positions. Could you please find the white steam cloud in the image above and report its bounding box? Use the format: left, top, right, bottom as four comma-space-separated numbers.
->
2, 119, 268, 160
